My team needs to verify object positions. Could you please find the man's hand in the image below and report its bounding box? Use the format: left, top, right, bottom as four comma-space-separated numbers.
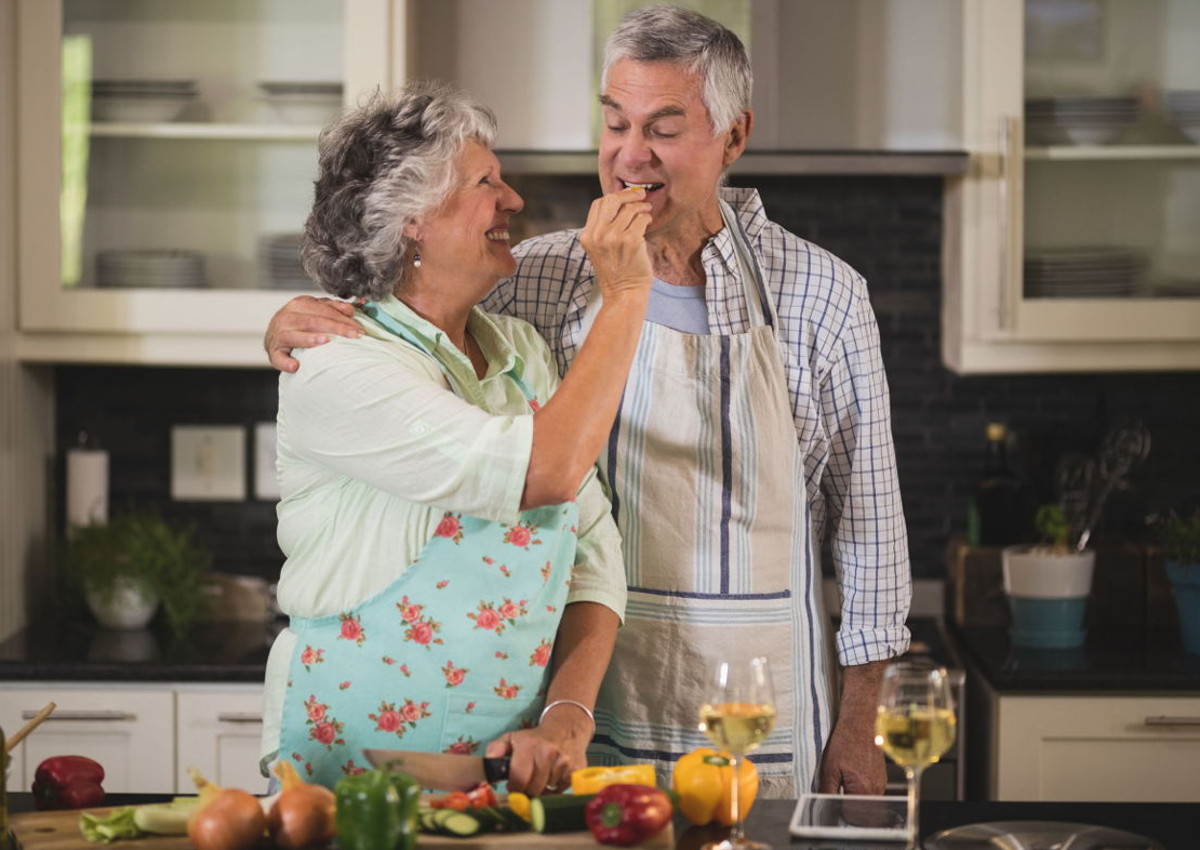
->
264, 295, 362, 372
484, 708, 591, 796
818, 660, 889, 794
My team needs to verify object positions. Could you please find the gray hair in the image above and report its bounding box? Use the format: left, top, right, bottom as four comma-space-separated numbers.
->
601, 4, 752, 135
301, 80, 498, 300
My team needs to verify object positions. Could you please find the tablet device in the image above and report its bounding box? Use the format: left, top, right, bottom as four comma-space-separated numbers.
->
788, 792, 908, 842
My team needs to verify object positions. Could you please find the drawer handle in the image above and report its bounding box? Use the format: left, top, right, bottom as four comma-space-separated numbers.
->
217, 712, 263, 724
1143, 716, 1200, 727
25, 710, 135, 722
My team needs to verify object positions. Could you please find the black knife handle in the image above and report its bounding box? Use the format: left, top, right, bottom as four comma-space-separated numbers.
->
482, 757, 510, 784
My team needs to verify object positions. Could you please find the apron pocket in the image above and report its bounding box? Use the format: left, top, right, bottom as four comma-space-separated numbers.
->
437, 690, 541, 756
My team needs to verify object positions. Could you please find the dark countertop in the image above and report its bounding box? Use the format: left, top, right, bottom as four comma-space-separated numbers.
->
950, 623, 1200, 693
8, 795, 1198, 849
0, 619, 277, 682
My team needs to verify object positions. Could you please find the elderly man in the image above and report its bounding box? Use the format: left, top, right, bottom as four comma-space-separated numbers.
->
265, 4, 910, 797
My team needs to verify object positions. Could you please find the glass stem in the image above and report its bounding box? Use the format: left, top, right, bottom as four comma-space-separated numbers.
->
729, 752, 744, 843
905, 766, 921, 849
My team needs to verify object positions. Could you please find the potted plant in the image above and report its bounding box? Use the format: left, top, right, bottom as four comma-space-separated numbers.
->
62, 511, 211, 636
1002, 504, 1096, 649
1159, 510, 1200, 654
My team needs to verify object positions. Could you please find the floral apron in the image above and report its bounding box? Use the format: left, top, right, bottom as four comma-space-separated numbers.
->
278, 302, 579, 789
582, 201, 834, 797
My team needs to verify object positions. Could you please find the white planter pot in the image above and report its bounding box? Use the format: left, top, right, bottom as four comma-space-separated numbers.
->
85, 577, 160, 630
1002, 546, 1095, 650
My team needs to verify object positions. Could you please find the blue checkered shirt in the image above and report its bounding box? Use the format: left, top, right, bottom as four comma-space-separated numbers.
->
482, 186, 911, 667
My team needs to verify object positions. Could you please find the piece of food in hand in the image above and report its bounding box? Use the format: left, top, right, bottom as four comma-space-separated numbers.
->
335, 765, 421, 850
186, 767, 267, 850
584, 784, 673, 846
33, 755, 106, 811
268, 760, 336, 849
571, 763, 658, 795
671, 747, 758, 826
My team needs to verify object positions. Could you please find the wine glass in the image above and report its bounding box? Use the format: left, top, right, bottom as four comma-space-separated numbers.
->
874, 660, 957, 849
697, 655, 776, 850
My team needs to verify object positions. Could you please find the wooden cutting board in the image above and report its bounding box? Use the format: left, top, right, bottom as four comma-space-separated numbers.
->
10, 807, 673, 849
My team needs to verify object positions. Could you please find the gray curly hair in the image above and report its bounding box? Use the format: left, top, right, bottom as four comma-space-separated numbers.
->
300, 80, 498, 301
601, 5, 752, 136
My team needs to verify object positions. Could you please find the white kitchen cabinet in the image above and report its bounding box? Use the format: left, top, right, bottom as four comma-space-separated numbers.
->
13, 0, 401, 366
944, 0, 1200, 373
175, 685, 267, 794
0, 684, 175, 794
988, 693, 1200, 801
1, 682, 265, 795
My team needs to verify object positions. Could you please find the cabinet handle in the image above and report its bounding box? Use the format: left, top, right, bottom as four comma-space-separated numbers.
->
24, 709, 135, 721
217, 712, 263, 724
1143, 716, 1200, 726
996, 114, 1020, 331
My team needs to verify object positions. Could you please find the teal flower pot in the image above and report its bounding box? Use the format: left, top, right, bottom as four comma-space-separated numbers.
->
1165, 560, 1200, 655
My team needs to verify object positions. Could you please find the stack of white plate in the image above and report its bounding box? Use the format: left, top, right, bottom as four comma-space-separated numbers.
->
91, 79, 198, 122
1023, 248, 1146, 298
1025, 96, 1139, 145
258, 81, 343, 125
1165, 90, 1200, 144
261, 233, 313, 290
96, 249, 206, 288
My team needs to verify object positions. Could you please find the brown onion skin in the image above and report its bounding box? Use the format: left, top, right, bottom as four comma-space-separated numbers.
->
187, 788, 267, 850
268, 782, 336, 849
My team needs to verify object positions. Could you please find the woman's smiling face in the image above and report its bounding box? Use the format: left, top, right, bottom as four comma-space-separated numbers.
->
412, 141, 524, 289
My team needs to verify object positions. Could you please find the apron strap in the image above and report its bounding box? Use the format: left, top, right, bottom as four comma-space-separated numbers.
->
360, 301, 538, 405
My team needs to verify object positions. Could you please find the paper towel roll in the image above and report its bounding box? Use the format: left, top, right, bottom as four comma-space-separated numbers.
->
66, 448, 109, 531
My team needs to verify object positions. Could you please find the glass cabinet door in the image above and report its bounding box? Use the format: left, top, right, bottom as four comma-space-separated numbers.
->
1012, 0, 1200, 341
16, 0, 391, 348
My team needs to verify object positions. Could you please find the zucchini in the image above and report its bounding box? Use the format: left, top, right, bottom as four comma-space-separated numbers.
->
431, 809, 483, 837
530, 794, 596, 834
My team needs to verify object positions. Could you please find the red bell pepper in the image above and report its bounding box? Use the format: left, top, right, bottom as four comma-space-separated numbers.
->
584, 783, 673, 846
32, 755, 106, 810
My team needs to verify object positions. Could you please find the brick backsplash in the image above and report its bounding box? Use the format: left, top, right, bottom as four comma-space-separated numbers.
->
54, 175, 1200, 585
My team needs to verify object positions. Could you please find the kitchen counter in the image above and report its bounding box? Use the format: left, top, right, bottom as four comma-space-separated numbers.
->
950, 624, 1200, 693
0, 620, 276, 682
8, 795, 1199, 849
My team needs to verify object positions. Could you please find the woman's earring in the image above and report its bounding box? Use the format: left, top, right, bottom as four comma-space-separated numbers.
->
412, 250, 422, 269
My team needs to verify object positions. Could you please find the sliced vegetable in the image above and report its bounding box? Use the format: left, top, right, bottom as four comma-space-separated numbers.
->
671, 747, 758, 826
584, 784, 673, 846
34, 755, 106, 811
334, 766, 420, 850
79, 807, 139, 844
570, 763, 657, 795
132, 797, 201, 834
431, 809, 482, 836
268, 760, 336, 849
507, 792, 532, 823
529, 793, 596, 834
464, 782, 499, 809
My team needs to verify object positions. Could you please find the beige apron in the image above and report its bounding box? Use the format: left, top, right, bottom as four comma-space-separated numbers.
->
584, 201, 834, 797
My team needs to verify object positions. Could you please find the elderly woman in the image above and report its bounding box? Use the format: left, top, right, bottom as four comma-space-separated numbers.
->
261, 80, 651, 793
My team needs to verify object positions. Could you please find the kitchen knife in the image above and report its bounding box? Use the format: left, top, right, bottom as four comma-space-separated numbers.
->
363, 748, 510, 790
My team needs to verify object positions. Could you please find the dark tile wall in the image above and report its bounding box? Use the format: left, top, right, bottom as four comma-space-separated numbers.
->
54, 174, 1200, 585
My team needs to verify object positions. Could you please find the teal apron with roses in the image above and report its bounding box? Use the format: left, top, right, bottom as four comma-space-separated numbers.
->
278, 302, 579, 789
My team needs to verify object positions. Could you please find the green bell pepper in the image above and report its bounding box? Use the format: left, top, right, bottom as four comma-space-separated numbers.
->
334, 767, 421, 850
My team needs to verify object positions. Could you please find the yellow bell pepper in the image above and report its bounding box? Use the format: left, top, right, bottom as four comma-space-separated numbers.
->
570, 764, 658, 795
671, 748, 758, 827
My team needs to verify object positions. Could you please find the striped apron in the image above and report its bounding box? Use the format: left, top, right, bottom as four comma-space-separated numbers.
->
585, 201, 834, 797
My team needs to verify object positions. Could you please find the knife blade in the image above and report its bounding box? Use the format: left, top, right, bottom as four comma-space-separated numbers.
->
362, 748, 510, 790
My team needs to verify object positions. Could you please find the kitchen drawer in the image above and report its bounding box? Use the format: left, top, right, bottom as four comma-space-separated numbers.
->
175, 685, 266, 794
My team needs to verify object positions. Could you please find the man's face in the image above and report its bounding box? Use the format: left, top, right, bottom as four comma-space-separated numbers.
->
598, 58, 747, 243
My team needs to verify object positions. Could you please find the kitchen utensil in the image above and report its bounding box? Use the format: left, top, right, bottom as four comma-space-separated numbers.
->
1076, 419, 1151, 551
5, 702, 56, 752
925, 819, 1162, 849
362, 749, 509, 790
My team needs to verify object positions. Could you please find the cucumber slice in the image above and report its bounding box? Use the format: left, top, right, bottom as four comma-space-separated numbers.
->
530, 794, 596, 833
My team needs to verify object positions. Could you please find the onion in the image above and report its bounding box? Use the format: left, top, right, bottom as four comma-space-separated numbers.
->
268, 760, 337, 850
187, 788, 267, 850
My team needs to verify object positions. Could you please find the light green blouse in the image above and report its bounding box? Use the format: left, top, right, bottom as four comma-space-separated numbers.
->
260, 296, 626, 766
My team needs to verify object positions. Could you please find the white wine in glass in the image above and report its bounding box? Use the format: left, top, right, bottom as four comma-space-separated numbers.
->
698, 656, 776, 850
874, 660, 957, 850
